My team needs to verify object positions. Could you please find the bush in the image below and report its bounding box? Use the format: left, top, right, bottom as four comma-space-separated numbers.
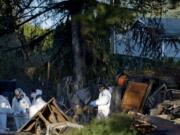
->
65, 113, 137, 135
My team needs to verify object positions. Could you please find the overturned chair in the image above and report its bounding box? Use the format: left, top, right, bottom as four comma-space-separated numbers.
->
18, 98, 83, 135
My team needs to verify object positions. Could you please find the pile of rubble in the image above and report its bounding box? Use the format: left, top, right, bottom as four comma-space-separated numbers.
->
17, 98, 83, 135
129, 111, 180, 135
150, 99, 180, 124
15, 76, 180, 135
120, 79, 180, 135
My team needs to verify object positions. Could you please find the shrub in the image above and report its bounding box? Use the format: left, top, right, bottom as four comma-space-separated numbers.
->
65, 113, 137, 135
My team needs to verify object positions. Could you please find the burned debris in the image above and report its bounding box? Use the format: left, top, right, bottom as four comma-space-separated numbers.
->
119, 74, 180, 135
17, 98, 82, 135
0, 74, 179, 135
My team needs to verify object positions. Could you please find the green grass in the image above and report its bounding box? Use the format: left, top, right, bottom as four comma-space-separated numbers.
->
65, 113, 137, 135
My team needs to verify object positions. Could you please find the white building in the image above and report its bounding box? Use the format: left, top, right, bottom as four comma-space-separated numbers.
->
112, 18, 180, 59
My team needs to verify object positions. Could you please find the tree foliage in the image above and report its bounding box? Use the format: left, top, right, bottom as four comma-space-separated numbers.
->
0, 0, 174, 82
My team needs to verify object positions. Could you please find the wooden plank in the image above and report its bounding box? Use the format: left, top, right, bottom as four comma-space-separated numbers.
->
140, 80, 154, 112
52, 99, 70, 121
23, 122, 36, 132
47, 104, 57, 123
50, 105, 66, 122
38, 112, 50, 127
18, 98, 69, 133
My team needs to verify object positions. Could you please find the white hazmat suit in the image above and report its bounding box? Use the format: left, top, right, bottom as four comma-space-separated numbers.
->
90, 88, 111, 119
29, 89, 46, 118
12, 89, 31, 129
0, 95, 11, 133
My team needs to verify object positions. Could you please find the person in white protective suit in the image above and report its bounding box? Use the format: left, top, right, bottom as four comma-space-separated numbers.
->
29, 89, 46, 118
0, 95, 11, 133
12, 88, 31, 129
90, 83, 111, 120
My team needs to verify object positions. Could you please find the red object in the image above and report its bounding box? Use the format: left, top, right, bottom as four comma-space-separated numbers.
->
117, 75, 127, 87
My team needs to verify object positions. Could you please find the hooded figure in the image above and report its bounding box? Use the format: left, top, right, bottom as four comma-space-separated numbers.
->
29, 89, 46, 118
90, 83, 111, 120
0, 95, 11, 133
12, 88, 31, 129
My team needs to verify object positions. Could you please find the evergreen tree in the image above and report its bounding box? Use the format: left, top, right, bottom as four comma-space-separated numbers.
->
0, 0, 171, 84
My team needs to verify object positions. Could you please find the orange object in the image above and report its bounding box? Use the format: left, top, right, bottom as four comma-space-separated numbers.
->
121, 81, 148, 112
117, 74, 127, 87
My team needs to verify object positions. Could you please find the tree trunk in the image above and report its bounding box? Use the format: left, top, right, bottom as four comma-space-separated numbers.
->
71, 18, 84, 89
